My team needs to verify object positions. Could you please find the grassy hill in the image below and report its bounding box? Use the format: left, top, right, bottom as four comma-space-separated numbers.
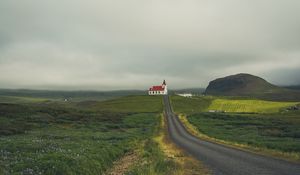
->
204, 73, 300, 101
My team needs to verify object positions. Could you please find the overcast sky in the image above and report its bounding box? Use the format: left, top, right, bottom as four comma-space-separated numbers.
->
0, 0, 300, 90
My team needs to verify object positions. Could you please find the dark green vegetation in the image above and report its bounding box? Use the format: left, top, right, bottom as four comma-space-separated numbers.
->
171, 95, 300, 157
188, 112, 300, 152
284, 85, 300, 90
0, 89, 146, 102
204, 73, 300, 101
0, 95, 164, 174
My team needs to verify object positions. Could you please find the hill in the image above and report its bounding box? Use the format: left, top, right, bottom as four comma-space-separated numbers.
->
204, 73, 300, 101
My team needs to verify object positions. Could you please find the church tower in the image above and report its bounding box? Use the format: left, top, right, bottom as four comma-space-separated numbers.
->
148, 80, 168, 95
162, 80, 168, 95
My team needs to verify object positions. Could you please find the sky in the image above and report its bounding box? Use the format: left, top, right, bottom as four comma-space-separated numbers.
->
0, 0, 300, 90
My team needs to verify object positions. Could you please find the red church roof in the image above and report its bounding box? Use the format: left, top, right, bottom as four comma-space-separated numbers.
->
149, 86, 165, 91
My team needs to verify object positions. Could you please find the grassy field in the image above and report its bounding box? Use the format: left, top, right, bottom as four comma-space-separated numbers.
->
171, 95, 299, 114
0, 95, 51, 104
187, 112, 300, 153
85, 95, 163, 113
208, 99, 298, 113
0, 95, 169, 174
171, 95, 300, 160
2, 92, 299, 173
0, 89, 146, 102
170, 96, 212, 115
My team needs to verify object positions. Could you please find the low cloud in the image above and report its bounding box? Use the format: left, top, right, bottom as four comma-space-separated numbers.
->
0, 0, 300, 90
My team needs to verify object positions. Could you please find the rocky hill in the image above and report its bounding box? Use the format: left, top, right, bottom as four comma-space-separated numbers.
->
204, 73, 300, 101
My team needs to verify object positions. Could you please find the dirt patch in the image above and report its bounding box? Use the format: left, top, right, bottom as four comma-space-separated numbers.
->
105, 151, 139, 175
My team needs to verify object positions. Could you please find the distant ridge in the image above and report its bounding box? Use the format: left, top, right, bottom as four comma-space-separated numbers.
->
0, 89, 146, 102
170, 88, 205, 95
205, 73, 300, 101
283, 85, 300, 90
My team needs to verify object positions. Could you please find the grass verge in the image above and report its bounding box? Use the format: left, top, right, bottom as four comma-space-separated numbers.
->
178, 113, 300, 163
126, 114, 211, 175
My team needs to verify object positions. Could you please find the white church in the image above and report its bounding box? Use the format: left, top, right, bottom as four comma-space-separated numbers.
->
148, 80, 168, 95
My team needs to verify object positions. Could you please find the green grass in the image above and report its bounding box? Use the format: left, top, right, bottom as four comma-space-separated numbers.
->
3, 92, 298, 173
127, 115, 179, 175
0, 95, 51, 103
208, 99, 298, 113
187, 112, 300, 153
170, 95, 212, 115
84, 95, 163, 113
0, 89, 146, 102
171, 95, 300, 159
0, 95, 163, 174
171, 95, 299, 114
127, 139, 178, 175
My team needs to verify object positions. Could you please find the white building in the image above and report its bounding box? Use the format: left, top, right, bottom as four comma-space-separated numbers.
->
177, 93, 193, 98
148, 80, 168, 95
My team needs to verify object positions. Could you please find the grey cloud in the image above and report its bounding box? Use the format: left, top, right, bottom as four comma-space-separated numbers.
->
0, 0, 300, 90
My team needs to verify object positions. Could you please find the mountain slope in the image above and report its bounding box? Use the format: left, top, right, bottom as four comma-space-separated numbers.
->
205, 73, 300, 101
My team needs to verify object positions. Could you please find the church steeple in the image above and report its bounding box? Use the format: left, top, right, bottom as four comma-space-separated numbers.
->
148, 80, 168, 95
